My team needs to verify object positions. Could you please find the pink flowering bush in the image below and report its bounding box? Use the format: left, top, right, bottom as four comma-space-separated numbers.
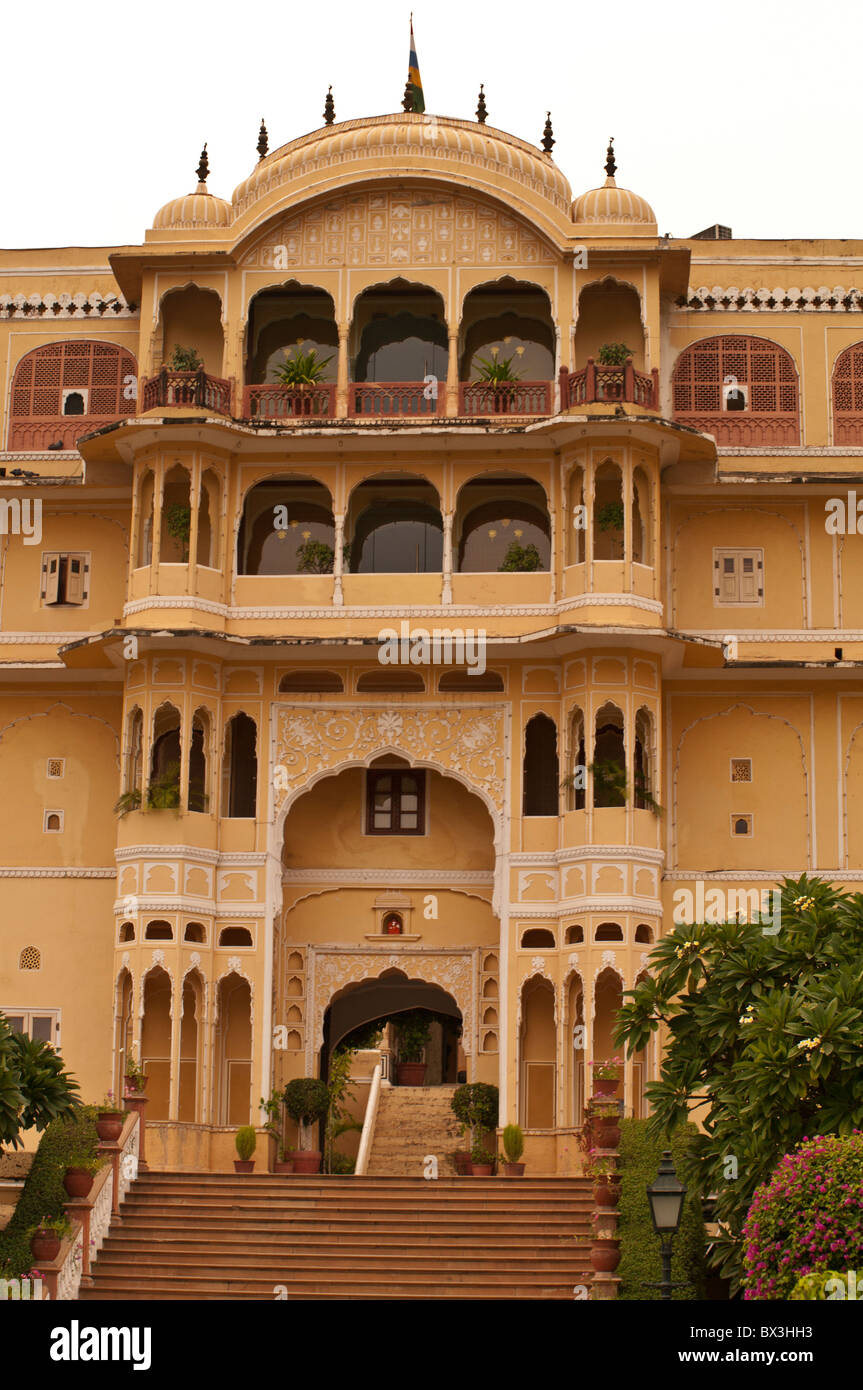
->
741, 1132, 863, 1299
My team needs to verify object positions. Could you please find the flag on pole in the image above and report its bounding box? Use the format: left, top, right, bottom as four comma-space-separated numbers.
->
407, 16, 425, 113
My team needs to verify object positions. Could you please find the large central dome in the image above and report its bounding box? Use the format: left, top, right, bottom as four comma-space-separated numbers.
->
231, 113, 572, 229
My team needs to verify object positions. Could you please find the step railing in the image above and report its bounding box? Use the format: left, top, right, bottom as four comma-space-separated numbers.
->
355, 1062, 382, 1176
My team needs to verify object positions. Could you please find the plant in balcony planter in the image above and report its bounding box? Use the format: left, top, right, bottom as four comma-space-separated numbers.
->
473, 345, 524, 392
498, 541, 543, 573
113, 787, 142, 817
164, 502, 192, 562
28, 1215, 72, 1264
169, 345, 203, 372
296, 539, 335, 574
233, 1125, 257, 1173
597, 343, 634, 367
283, 1077, 329, 1173
124, 1050, 147, 1094
95, 1091, 124, 1143
590, 1055, 623, 1097
589, 758, 628, 808
146, 763, 181, 810
395, 1010, 431, 1086
273, 343, 334, 387
501, 1122, 525, 1177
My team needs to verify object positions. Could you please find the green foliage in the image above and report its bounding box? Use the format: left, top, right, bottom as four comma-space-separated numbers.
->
147, 762, 181, 810
597, 343, 634, 366
283, 1077, 330, 1150
169, 345, 203, 372
124, 1050, 145, 1087
328, 1151, 356, 1175
790, 1269, 863, 1300
0, 1013, 81, 1150
395, 1010, 432, 1063
614, 874, 863, 1292
260, 1089, 285, 1160
113, 787, 142, 817
296, 539, 335, 575
596, 501, 625, 532
324, 1046, 360, 1174
450, 1082, 499, 1147
741, 1132, 863, 1299
498, 542, 543, 573
473, 348, 523, 386
502, 1123, 524, 1163
616, 1119, 707, 1301
0, 1105, 100, 1277
470, 1139, 497, 1166
28, 1213, 72, 1240
164, 503, 192, 560
272, 345, 333, 386
341, 1020, 385, 1051
235, 1125, 256, 1161
590, 758, 628, 807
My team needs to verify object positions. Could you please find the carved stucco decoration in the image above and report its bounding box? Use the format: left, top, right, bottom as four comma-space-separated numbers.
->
309, 949, 476, 1072
274, 705, 506, 828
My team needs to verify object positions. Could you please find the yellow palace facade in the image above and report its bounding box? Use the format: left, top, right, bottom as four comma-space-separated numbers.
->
2, 99, 863, 1173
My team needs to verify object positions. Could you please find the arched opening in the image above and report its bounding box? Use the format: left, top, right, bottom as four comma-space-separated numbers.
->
279, 669, 344, 693
141, 966, 172, 1120
149, 703, 181, 808
456, 473, 550, 572
114, 968, 134, 1099
566, 706, 586, 811
353, 281, 447, 383
833, 341, 863, 444
159, 285, 224, 376
574, 279, 644, 369
223, 713, 257, 818
356, 669, 425, 693
246, 284, 337, 385
159, 465, 192, 564
215, 972, 252, 1126
7, 340, 137, 450
567, 465, 586, 565
438, 669, 504, 692
63, 391, 85, 416
523, 713, 559, 816
179, 971, 204, 1123
519, 976, 556, 1128
567, 973, 585, 1126
347, 474, 442, 573
593, 703, 625, 808
635, 923, 653, 943
593, 968, 623, 1102
136, 471, 154, 567
459, 279, 554, 414
119, 922, 135, 943
237, 477, 334, 575
219, 926, 254, 947
595, 922, 624, 942
672, 335, 800, 444
197, 469, 221, 569
189, 707, 210, 813
520, 927, 555, 948
124, 707, 143, 800
564, 924, 583, 944
632, 466, 651, 565
634, 706, 655, 810
184, 922, 206, 943
323, 972, 464, 1088
144, 920, 174, 941
593, 461, 624, 561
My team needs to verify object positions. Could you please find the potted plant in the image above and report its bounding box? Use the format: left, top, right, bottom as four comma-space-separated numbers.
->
472, 345, 524, 412
590, 1224, 621, 1273
96, 1091, 124, 1142
450, 1085, 473, 1174
592, 1100, 621, 1151
501, 1123, 525, 1177
469, 1137, 497, 1176
498, 541, 543, 573
233, 1125, 257, 1173
296, 539, 335, 574
169, 345, 203, 372
394, 1010, 431, 1086
63, 1151, 101, 1200
588, 1154, 621, 1207
283, 1077, 329, 1174
113, 787, 142, 816
29, 1215, 72, 1264
272, 343, 333, 388
597, 343, 634, 367
260, 1090, 292, 1174
164, 502, 192, 562
590, 1056, 623, 1098
124, 1050, 147, 1095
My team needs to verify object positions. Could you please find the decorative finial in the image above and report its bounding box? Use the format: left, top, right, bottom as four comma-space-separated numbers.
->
323, 85, 335, 125
605, 137, 616, 179
257, 119, 268, 161
476, 84, 487, 124
402, 78, 414, 113
541, 112, 555, 154
196, 143, 209, 185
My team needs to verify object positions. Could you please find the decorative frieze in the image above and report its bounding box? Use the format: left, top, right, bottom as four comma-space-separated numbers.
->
0, 292, 136, 318
680, 286, 863, 312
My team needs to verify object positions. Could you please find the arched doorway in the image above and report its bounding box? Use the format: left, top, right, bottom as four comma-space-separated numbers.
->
322, 971, 464, 1086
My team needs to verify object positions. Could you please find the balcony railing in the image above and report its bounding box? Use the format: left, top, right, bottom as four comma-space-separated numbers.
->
671, 412, 800, 446
349, 382, 446, 417
7, 416, 132, 451
141, 368, 232, 415
560, 358, 659, 410
242, 383, 336, 420
458, 381, 552, 416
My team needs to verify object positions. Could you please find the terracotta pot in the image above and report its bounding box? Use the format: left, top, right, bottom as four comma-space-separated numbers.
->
397, 1062, 426, 1086
30, 1229, 61, 1262
124, 1075, 148, 1095
503, 1162, 525, 1177
590, 1238, 621, 1274
273, 1159, 294, 1175
63, 1167, 94, 1200
233, 1159, 255, 1173
453, 1150, 472, 1175
594, 1117, 621, 1149
593, 1179, 621, 1207
96, 1113, 124, 1142
292, 1150, 322, 1175
470, 1163, 494, 1176
592, 1077, 619, 1097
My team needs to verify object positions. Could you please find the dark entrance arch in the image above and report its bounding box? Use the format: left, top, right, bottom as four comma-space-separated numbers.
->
321, 971, 463, 1085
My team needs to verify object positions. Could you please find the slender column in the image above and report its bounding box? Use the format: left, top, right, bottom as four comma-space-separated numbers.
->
441, 510, 453, 604
336, 321, 349, 418
624, 458, 633, 595
445, 329, 459, 417
333, 512, 345, 606
187, 458, 200, 596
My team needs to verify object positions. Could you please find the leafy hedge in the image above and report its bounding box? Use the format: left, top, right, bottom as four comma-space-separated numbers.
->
0, 1105, 100, 1278
616, 1119, 707, 1300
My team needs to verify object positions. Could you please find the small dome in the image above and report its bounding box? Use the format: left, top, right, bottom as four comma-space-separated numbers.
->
153, 181, 232, 231
572, 174, 657, 234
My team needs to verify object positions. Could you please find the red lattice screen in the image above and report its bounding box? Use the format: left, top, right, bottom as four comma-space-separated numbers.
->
833, 342, 863, 444
672, 335, 800, 445
8, 340, 137, 449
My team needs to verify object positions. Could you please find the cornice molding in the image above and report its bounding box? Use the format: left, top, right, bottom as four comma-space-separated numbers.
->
509, 846, 665, 866
122, 593, 663, 620
0, 866, 116, 877
681, 285, 863, 312
282, 868, 494, 886
114, 847, 268, 865
0, 292, 136, 318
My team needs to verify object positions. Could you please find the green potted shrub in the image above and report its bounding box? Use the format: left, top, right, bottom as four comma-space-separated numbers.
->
469, 1136, 497, 1176
95, 1090, 124, 1143
146, 763, 181, 810
113, 787, 142, 816
587, 1154, 621, 1207
28, 1215, 72, 1264
169, 345, 203, 372
283, 1077, 329, 1174
273, 344, 333, 387
498, 541, 543, 573
260, 1090, 292, 1174
233, 1125, 257, 1173
501, 1123, 525, 1177
123, 1050, 147, 1095
597, 343, 634, 367
394, 1010, 431, 1086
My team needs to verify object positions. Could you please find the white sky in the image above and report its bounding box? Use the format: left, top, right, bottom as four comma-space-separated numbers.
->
1, 0, 860, 250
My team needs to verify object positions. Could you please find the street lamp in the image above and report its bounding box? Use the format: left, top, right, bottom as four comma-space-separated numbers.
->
646, 1150, 687, 1301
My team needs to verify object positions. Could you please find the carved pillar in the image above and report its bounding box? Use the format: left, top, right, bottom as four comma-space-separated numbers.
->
441, 510, 454, 604
336, 321, 350, 418
445, 329, 459, 417
333, 512, 345, 605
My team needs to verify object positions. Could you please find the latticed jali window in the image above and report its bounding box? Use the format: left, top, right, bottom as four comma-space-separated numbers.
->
731, 758, 752, 783
19, 946, 41, 971
8, 340, 137, 448
673, 336, 799, 414
833, 344, 863, 443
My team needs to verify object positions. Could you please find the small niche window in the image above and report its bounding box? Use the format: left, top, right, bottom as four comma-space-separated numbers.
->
722, 378, 748, 412
714, 549, 763, 606
382, 912, 404, 936
19, 946, 41, 971
43, 810, 63, 832
119, 922, 135, 942
46, 758, 65, 779
731, 758, 752, 783
144, 920, 174, 941
1, 1009, 58, 1044
520, 927, 556, 948
62, 388, 88, 416
279, 670, 344, 693
218, 926, 253, 947
732, 815, 753, 837
634, 924, 653, 944
564, 924, 584, 944
41, 552, 90, 606
184, 922, 206, 943
595, 923, 624, 943
366, 770, 425, 835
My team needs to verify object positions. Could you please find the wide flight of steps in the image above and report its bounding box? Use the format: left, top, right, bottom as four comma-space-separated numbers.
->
80, 1173, 594, 1300
366, 1083, 463, 1176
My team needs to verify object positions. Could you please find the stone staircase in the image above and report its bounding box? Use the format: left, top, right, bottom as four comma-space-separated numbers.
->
366, 1083, 463, 1176
79, 1173, 594, 1300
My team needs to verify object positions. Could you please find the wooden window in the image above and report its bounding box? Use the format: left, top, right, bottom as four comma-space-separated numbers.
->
40, 551, 89, 606
1, 1008, 59, 1044
713, 549, 763, 605
366, 769, 425, 835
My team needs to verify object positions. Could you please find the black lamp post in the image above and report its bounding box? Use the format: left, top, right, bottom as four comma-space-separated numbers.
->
646, 1150, 687, 1301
